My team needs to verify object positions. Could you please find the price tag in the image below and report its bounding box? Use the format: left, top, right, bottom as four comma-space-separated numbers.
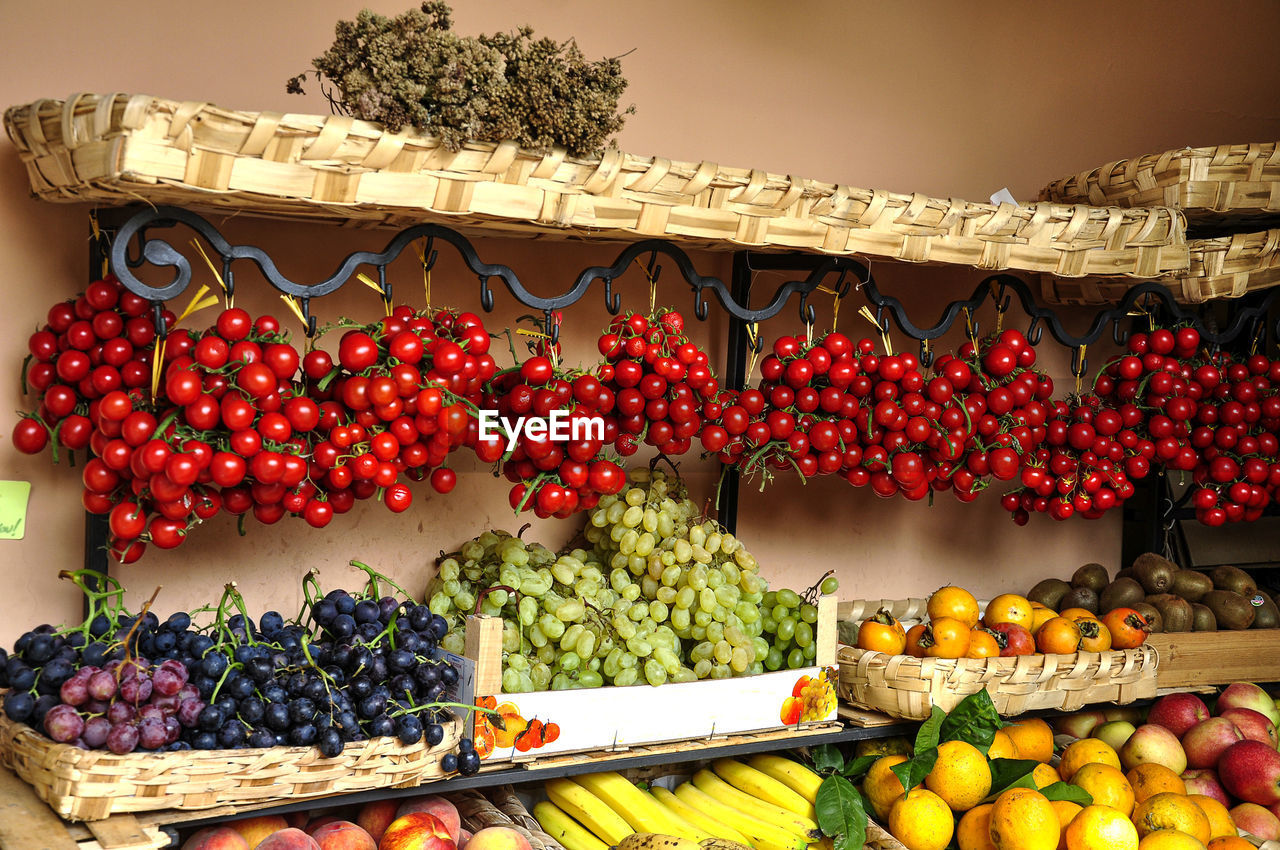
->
0, 481, 32, 539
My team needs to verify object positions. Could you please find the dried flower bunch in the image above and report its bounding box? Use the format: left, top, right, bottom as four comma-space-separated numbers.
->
287, 1, 633, 157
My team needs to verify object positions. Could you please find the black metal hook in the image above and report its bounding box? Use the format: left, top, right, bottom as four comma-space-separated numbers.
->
601, 278, 622, 314
1026, 315, 1044, 345
1071, 346, 1088, 379
918, 338, 934, 368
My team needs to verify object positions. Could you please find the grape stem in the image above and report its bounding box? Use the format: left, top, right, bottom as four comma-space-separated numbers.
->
349, 559, 413, 601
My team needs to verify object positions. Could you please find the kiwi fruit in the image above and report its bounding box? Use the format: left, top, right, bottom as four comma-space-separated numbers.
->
1131, 553, 1177, 594
1147, 593, 1194, 632
1071, 563, 1110, 593
1059, 586, 1100, 614
1210, 565, 1258, 597
1169, 570, 1213, 603
1203, 589, 1256, 630
1133, 602, 1163, 633
1251, 595, 1279, 629
1027, 578, 1072, 611
1191, 603, 1217, 631
1099, 578, 1145, 613
1115, 567, 1136, 582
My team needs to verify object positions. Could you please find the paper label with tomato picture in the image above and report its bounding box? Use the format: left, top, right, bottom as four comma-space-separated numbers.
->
471, 665, 837, 761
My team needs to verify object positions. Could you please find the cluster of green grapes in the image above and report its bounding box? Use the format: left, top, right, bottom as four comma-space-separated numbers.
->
760, 586, 825, 671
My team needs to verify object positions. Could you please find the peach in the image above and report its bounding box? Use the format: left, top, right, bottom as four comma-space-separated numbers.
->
378, 813, 454, 850
464, 827, 530, 850
458, 830, 472, 850
232, 817, 292, 850
183, 827, 250, 850
257, 829, 322, 850
306, 817, 344, 836
358, 801, 401, 843
1231, 802, 1280, 841
395, 796, 461, 844
312, 821, 377, 850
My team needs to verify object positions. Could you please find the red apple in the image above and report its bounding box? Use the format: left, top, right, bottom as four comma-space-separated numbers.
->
378, 813, 455, 850
232, 817, 292, 850
1052, 710, 1108, 740
989, 622, 1034, 656
358, 801, 400, 843
312, 821, 377, 850
1218, 682, 1280, 726
1231, 802, 1280, 841
1147, 692, 1210, 738
1181, 768, 1230, 806
395, 796, 461, 844
464, 827, 531, 850
1220, 739, 1280, 806
1220, 707, 1280, 748
1182, 717, 1245, 769
257, 829, 321, 850
183, 828, 250, 850
1120, 723, 1187, 774
306, 818, 344, 837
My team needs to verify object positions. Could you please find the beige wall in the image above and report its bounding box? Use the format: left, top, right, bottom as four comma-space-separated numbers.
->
0, 1, 1277, 644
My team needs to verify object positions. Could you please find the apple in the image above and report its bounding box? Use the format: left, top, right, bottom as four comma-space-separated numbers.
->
1052, 710, 1108, 740
1220, 707, 1280, 748
358, 801, 400, 843
1094, 720, 1136, 752
183, 828, 250, 850
257, 829, 321, 850
312, 821, 377, 850
306, 818, 343, 837
1220, 740, 1280, 806
1181, 769, 1230, 806
1147, 692, 1210, 738
458, 831, 472, 850
464, 827, 531, 850
232, 817, 292, 850
395, 796, 461, 845
989, 623, 1034, 656
378, 813, 455, 850
1182, 717, 1245, 769
1120, 723, 1187, 774
1218, 682, 1280, 727
1230, 802, 1280, 841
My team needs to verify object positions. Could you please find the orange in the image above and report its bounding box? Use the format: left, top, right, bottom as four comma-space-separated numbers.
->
1004, 717, 1055, 763
1138, 830, 1207, 850
1132, 792, 1212, 844
987, 729, 1020, 760
966, 629, 1002, 658
957, 803, 997, 850
925, 740, 992, 811
1030, 607, 1060, 636
1126, 763, 1186, 803
984, 594, 1035, 630
1070, 762, 1135, 816
864, 754, 909, 820
929, 586, 981, 629
924, 617, 972, 659
1052, 800, 1084, 850
1064, 804, 1139, 850
888, 788, 954, 850
1031, 763, 1061, 790
1036, 617, 1083, 654
1187, 795, 1234, 840
1058, 738, 1121, 782
989, 787, 1059, 850
1206, 839, 1256, 850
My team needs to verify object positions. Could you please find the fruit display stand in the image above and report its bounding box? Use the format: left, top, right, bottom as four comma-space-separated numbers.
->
1145, 631, 1280, 689
834, 599, 1158, 720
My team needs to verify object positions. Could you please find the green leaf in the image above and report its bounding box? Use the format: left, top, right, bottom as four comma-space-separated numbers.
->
811, 743, 846, 776
986, 758, 1044, 798
816, 775, 867, 850
842, 755, 879, 781
938, 691, 1003, 752
1038, 781, 1093, 806
916, 705, 946, 752
891, 746, 938, 794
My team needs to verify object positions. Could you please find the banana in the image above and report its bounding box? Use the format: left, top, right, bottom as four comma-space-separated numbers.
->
576, 771, 705, 841
692, 769, 819, 839
673, 782, 809, 850
651, 785, 755, 847
644, 788, 716, 841
746, 755, 823, 805
711, 759, 816, 819
533, 801, 611, 850
615, 834, 703, 850
700, 840, 756, 850
545, 777, 634, 845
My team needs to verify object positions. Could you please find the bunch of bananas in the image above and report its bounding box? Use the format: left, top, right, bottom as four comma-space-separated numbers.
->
532, 756, 826, 850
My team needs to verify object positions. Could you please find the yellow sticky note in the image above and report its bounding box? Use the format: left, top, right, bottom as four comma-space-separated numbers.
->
0, 481, 32, 540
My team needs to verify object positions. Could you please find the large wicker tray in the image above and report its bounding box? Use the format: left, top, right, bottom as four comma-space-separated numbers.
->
0, 710, 460, 822
1041, 142, 1280, 229
3, 93, 1188, 279
837, 598, 1158, 721
1041, 227, 1280, 304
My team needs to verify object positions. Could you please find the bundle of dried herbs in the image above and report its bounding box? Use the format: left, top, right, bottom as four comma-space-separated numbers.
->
287, 2, 633, 157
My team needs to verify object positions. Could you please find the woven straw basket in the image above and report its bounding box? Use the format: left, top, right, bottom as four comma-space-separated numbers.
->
837, 599, 1158, 721
1040, 227, 1280, 304
454, 786, 564, 850
0, 711, 460, 822
3, 93, 1189, 279
1041, 143, 1280, 228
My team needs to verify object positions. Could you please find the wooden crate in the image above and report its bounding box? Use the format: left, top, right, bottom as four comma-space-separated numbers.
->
1146, 631, 1280, 688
